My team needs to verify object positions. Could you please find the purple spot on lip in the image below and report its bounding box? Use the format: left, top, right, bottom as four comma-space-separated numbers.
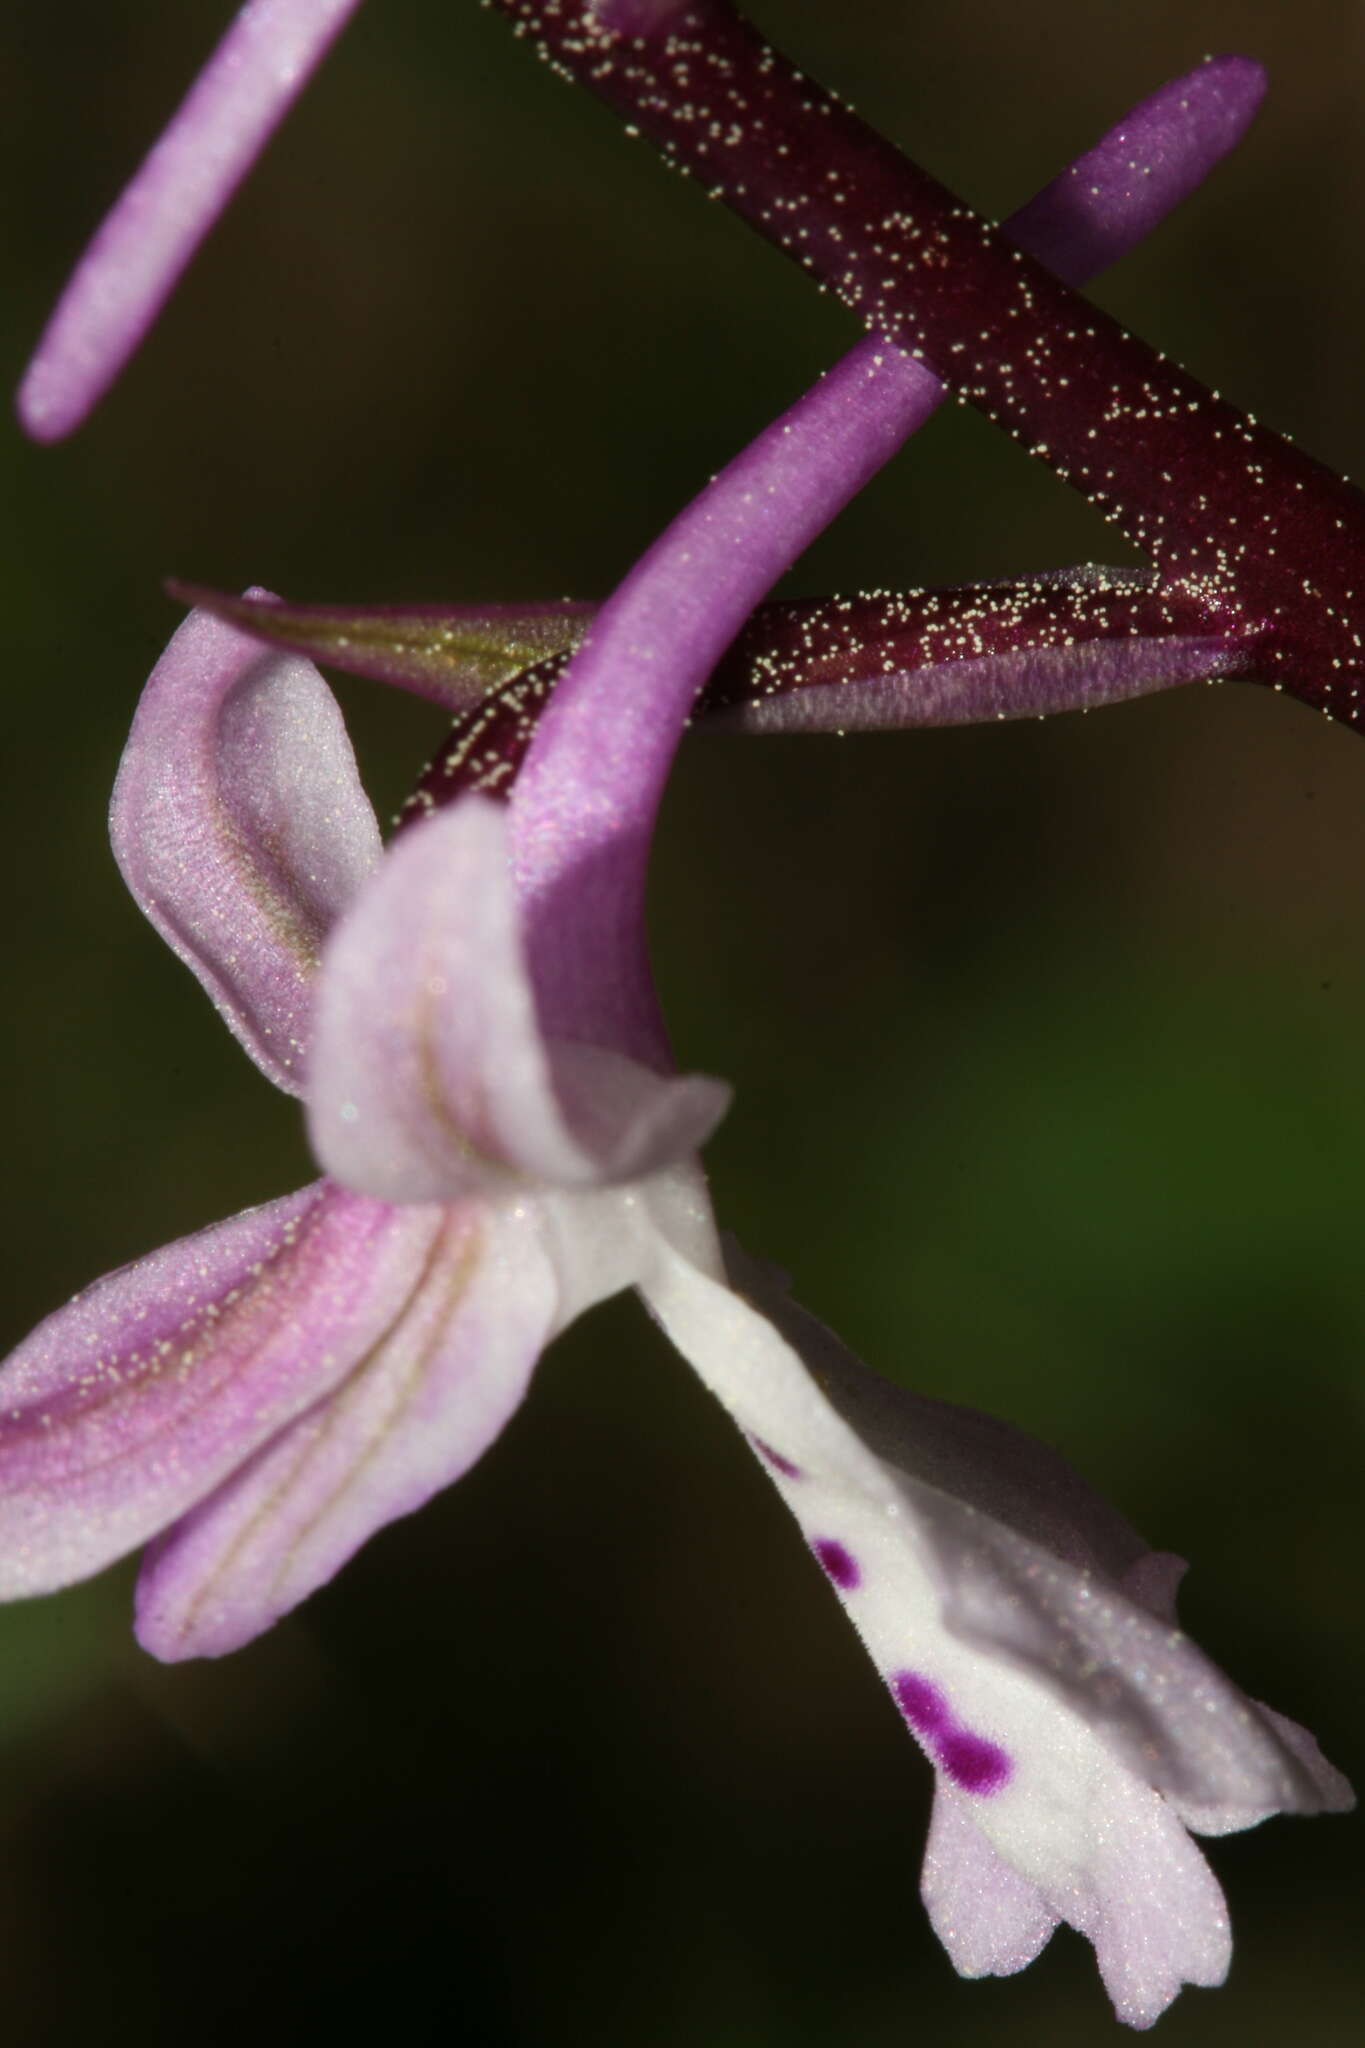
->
811, 1538, 860, 1590
938, 1730, 1012, 1796
889, 1670, 1012, 1796
891, 1670, 949, 1736
751, 1436, 801, 1480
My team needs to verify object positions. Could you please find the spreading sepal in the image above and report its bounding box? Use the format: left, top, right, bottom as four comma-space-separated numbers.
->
0, 1182, 443, 1600
135, 1194, 559, 1658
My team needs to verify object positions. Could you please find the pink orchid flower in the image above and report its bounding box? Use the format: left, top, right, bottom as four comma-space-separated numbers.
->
3, 56, 1349, 2028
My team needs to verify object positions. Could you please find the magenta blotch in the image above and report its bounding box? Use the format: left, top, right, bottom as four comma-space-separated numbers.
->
892, 1670, 950, 1736
938, 1730, 1013, 1797
891, 1670, 1012, 1795
811, 1538, 860, 1590
751, 1436, 801, 1480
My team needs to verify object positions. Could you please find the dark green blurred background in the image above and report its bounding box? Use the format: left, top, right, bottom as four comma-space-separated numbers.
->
3, 2, 1363, 2040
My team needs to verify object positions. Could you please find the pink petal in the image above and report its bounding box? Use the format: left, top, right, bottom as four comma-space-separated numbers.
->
307, 797, 729, 1202
110, 601, 381, 1094
17, 0, 362, 441
0, 1180, 441, 1597
135, 1196, 559, 1659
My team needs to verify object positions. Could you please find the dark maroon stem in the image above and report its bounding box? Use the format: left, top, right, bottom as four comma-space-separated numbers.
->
490, 0, 1365, 725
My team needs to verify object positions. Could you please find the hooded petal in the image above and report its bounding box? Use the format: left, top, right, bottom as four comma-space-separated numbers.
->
110, 601, 382, 1094
0, 1181, 444, 1598
637, 1236, 1351, 2026
17, 0, 362, 440
135, 1194, 561, 1659
307, 796, 729, 1203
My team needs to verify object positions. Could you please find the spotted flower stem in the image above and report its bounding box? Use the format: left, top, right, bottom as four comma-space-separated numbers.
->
492, 0, 1365, 726
174, 49, 1262, 840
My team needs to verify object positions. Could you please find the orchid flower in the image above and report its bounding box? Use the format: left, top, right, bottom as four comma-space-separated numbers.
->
4, 58, 1351, 2030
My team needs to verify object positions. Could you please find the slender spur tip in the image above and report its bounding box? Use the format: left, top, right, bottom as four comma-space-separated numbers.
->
16, 0, 361, 440
1007, 51, 1266, 288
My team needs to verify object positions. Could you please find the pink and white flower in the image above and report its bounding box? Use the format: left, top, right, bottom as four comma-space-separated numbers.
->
5, 51, 1348, 2028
